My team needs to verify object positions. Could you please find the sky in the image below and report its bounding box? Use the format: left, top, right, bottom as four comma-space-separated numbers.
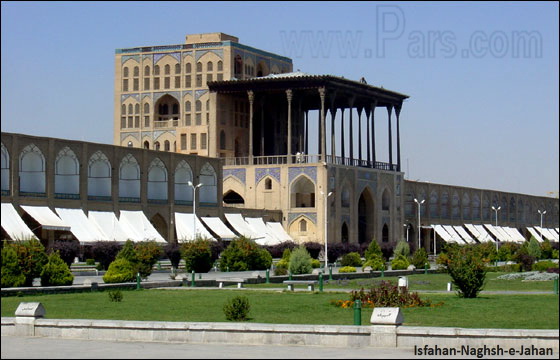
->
1, 1, 558, 198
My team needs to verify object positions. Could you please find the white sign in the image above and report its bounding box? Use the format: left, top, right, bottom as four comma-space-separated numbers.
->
370, 307, 403, 325
15, 302, 45, 318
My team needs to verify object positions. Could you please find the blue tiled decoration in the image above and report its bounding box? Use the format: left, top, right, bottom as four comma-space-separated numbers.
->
182, 91, 194, 100
255, 167, 280, 185
120, 132, 140, 141
224, 168, 246, 184
382, 217, 391, 226
154, 91, 180, 103
121, 55, 140, 64
341, 215, 351, 226
142, 94, 152, 102
288, 212, 317, 225
154, 52, 181, 63
121, 94, 140, 102
357, 178, 377, 195
288, 166, 316, 184
195, 49, 224, 61
195, 90, 208, 100
153, 130, 176, 141
182, 51, 194, 58
143, 54, 152, 62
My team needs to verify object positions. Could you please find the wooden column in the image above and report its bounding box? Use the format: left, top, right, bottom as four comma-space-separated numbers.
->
371, 101, 377, 165
366, 107, 371, 165
340, 107, 345, 160
358, 107, 363, 161
349, 97, 355, 163
248, 90, 254, 163
387, 105, 393, 168
319, 87, 326, 162
286, 89, 293, 164
395, 104, 402, 172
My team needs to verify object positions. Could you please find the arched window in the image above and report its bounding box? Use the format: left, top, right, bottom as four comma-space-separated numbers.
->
1, 143, 9, 193
128, 104, 133, 114
119, 154, 140, 199
265, 178, 272, 190
196, 62, 202, 72
234, 55, 243, 75
133, 66, 139, 77
175, 63, 181, 74
134, 104, 140, 114
144, 103, 150, 114
172, 103, 179, 114
154, 65, 160, 75
55, 147, 79, 196
147, 158, 167, 201
290, 176, 315, 208
19, 144, 46, 194
462, 193, 471, 220
452, 191, 460, 219
441, 191, 449, 218
220, 130, 226, 150
199, 162, 217, 204
196, 100, 202, 112
143, 141, 150, 149
341, 187, 350, 208
223, 190, 245, 205
299, 218, 307, 232
164, 64, 170, 75
121, 104, 126, 115
123, 67, 129, 77
144, 65, 150, 76
154, 141, 160, 151
174, 160, 193, 204
127, 141, 133, 147
164, 140, 170, 151
217, 60, 223, 71
88, 150, 111, 198
382, 224, 389, 243
185, 101, 191, 112
430, 190, 439, 218
207, 61, 213, 72
186, 63, 192, 73
382, 189, 391, 210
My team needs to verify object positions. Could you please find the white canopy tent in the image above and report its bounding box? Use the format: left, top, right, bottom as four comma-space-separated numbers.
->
175, 212, 216, 242
1, 203, 37, 240
549, 228, 559, 242
484, 224, 510, 242
496, 226, 516, 242
245, 217, 283, 246
432, 224, 455, 243
200, 216, 236, 241
55, 208, 107, 243
224, 213, 263, 240
88, 210, 131, 242
266, 222, 293, 242
453, 225, 476, 244
473, 224, 496, 243
21, 205, 70, 231
526, 227, 544, 243
118, 210, 166, 243
503, 227, 526, 243
535, 226, 558, 242
442, 225, 466, 244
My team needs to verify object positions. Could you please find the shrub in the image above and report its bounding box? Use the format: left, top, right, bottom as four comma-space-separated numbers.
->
274, 259, 289, 275
410, 248, 430, 269
311, 259, 321, 268
341, 252, 362, 267
134, 241, 163, 278
40, 251, 74, 286
527, 237, 542, 260
223, 295, 250, 321
338, 266, 356, 273
390, 254, 410, 270
327, 243, 346, 264
475, 242, 498, 263
333, 281, 434, 308
540, 239, 554, 260
164, 242, 182, 271
11, 239, 48, 287
513, 246, 535, 272
1, 244, 26, 288
51, 240, 80, 267
266, 241, 297, 259
380, 241, 396, 260
302, 241, 322, 259
394, 241, 410, 258
108, 290, 123, 302
219, 237, 272, 271
102, 258, 136, 283
288, 246, 313, 275
532, 260, 559, 272
181, 237, 214, 273
439, 245, 487, 298
497, 242, 520, 262
85, 258, 96, 266
364, 239, 383, 261
92, 241, 121, 270
362, 253, 385, 271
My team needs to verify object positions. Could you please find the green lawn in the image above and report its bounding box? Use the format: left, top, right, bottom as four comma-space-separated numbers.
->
245, 272, 557, 292
1, 289, 558, 329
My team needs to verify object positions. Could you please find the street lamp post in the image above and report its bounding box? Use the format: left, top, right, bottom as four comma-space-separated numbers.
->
414, 198, 425, 250
188, 181, 203, 239
538, 209, 547, 234
403, 224, 409, 242
321, 190, 333, 270
491, 205, 501, 252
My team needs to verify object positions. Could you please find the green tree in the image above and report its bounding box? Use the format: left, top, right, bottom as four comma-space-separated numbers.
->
1, 244, 26, 288
527, 237, 542, 260
219, 236, 272, 271
439, 245, 487, 298
390, 254, 410, 270
394, 241, 410, 258
12, 239, 48, 286
102, 258, 136, 283
40, 251, 74, 286
364, 239, 383, 261
181, 237, 214, 273
410, 248, 430, 269
288, 246, 313, 275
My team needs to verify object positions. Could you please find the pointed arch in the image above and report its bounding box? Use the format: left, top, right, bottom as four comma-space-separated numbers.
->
19, 143, 46, 194
382, 223, 389, 243
55, 146, 80, 196
174, 160, 193, 204
358, 187, 375, 244
119, 154, 140, 200
462, 192, 471, 220
1, 143, 10, 193
199, 162, 217, 204
148, 158, 168, 201
341, 222, 349, 243
150, 213, 168, 242
88, 150, 111, 198
223, 190, 245, 205
381, 187, 391, 211
429, 190, 439, 218
290, 175, 315, 208
340, 183, 351, 208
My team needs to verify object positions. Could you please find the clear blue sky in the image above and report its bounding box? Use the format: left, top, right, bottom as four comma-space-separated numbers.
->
1, 1, 558, 198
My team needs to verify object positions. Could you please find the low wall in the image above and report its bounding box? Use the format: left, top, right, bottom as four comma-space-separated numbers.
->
2, 317, 558, 352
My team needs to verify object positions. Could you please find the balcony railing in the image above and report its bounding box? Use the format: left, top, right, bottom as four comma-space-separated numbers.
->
222, 154, 397, 171
153, 119, 179, 128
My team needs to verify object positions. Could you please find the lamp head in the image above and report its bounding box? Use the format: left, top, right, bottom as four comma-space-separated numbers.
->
188, 181, 193, 187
